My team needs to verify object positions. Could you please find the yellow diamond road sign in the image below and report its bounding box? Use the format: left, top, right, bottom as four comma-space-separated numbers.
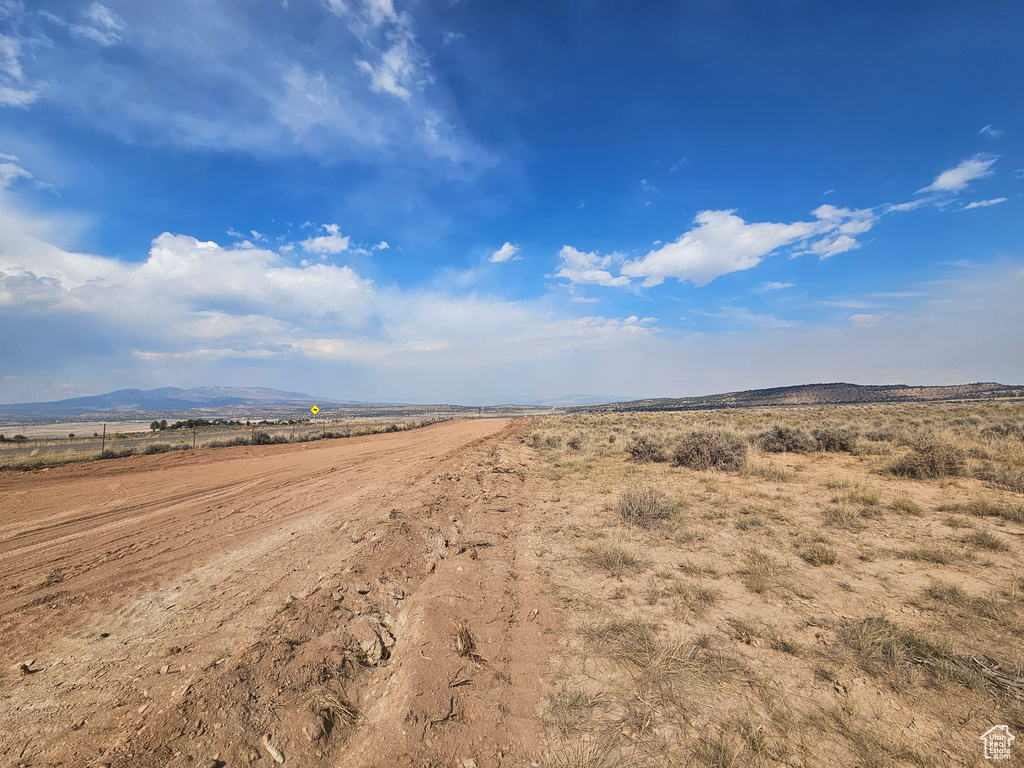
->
310, 406, 319, 415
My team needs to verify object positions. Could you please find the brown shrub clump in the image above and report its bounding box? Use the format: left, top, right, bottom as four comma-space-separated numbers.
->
625, 433, 667, 463
812, 425, 859, 452
672, 429, 748, 471
888, 440, 966, 479
758, 424, 815, 453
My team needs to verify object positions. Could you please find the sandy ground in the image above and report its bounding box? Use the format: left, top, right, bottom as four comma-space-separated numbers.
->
0, 417, 557, 768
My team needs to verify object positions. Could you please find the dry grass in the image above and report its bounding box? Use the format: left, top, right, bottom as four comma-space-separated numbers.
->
529, 401, 1024, 764
801, 542, 838, 566
580, 539, 645, 577
615, 485, 673, 528
739, 547, 788, 594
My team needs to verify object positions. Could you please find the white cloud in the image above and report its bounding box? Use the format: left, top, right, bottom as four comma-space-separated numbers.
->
963, 197, 1007, 210
620, 210, 817, 287
0, 155, 32, 188
553, 245, 630, 287
299, 223, 351, 255
0, 33, 41, 107
979, 125, 1004, 139
71, 3, 126, 46
373, 240, 390, 250
755, 281, 794, 292
917, 154, 997, 194
489, 242, 520, 263
849, 312, 893, 327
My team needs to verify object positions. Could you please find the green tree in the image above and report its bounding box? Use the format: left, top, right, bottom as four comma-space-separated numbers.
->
150, 421, 161, 431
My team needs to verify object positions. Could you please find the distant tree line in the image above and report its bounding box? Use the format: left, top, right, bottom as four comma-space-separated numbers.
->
150, 418, 299, 431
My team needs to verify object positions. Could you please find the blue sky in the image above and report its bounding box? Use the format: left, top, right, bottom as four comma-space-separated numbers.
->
0, 0, 1022, 404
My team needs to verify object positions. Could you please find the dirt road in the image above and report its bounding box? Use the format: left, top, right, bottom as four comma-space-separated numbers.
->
0, 418, 557, 767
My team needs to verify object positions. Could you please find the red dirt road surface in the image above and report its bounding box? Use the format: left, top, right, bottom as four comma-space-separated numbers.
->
0, 418, 556, 767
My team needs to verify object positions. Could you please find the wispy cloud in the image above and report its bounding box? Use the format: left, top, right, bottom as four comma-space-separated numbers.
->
71, 3, 126, 47
688, 305, 799, 328
916, 153, 997, 194
755, 281, 794, 292
979, 124, 1004, 139
963, 197, 1007, 210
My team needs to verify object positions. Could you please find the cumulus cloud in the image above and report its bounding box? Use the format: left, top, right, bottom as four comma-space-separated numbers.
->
489, 241, 520, 263
620, 210, 817, 287
917, 154, 997, 194
373, 240, 390, 250
553, 245, 630, 287
963, 198, 1007, 210
299, 223, 351, 255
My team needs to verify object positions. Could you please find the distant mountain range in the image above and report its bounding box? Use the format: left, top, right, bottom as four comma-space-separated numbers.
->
1, 382, 1020, 422
569, 382, 1024, 412
0, 386, 365, 416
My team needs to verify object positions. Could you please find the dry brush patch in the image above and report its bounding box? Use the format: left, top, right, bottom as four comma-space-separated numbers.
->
529, 402, 1024, 765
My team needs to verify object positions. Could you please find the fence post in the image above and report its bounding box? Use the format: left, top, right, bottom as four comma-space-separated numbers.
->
100, 423, 106, 456
193, 426, 197, 450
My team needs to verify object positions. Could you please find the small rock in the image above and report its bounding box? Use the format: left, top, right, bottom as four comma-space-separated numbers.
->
262, 733, 285, 764
285, 594, 297, 604
461, 759, 477, 768
356, 583, 371, 595
425, 559, 436, 574
159, 664, 171, 675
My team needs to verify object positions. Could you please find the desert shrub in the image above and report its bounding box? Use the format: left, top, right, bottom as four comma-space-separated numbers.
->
530, 431, 563, 450
251, 430, 289, 445
565, 431, 590, 453
140, 443, 172, 455
812, 426, 859, 452
99, 447, 134, 459
616, 485, 673, 527
672, 429, 748, 471
206, 436, 250, 448
758, 424, 815, 453
888, 440, 966, 479
625, 432, 667, 462
972, 460, 1024, 494
981, 422, 1024, 440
